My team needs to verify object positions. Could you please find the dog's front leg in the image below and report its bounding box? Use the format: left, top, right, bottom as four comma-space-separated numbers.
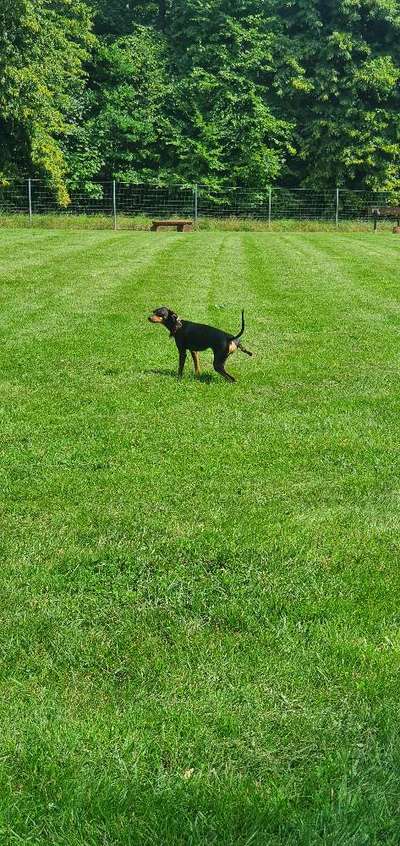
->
178, 348, 187, 378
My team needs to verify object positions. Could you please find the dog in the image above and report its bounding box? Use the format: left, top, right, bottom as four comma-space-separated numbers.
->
148, 307, 252, 382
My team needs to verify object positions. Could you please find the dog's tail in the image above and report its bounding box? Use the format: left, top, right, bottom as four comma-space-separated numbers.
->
233, 309, 245, 340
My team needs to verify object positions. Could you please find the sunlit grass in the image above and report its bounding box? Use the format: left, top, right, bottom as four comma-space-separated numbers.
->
2, 229, 400, 844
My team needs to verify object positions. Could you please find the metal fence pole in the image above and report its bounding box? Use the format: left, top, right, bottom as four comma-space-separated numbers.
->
112, 180, 117, 230
268, 187, 272, 228
194, 184, 198, 223
335, 187, 339, 227
28, 178, 32, 225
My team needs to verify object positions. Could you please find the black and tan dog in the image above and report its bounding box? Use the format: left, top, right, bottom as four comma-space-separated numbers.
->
148, 307, 252, 382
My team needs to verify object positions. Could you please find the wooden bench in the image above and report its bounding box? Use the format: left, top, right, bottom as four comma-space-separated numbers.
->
151, 219, 193, 232
370, 206, 400, 232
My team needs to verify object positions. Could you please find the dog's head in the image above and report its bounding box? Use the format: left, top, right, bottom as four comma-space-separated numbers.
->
148, 306, 170, 324
148, 307, 182, 334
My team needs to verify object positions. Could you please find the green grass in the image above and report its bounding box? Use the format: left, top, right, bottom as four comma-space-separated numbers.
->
0, 212, 394, 231
2, 229, 400, 844
196, 216, 384, 232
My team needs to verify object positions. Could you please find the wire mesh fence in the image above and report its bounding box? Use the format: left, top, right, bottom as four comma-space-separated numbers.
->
32, 181, 116, 217
0, 179, 395, 229
116, 183, 195, 219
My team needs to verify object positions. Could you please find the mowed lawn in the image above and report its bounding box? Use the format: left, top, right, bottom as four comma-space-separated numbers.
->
2, 229, 400, 845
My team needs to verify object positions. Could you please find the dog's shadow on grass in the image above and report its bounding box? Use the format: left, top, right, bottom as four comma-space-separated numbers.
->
144, 368, 214, 384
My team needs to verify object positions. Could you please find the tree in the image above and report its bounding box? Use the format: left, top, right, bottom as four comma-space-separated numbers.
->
3, 0, 400, 192
78, 0, 293, 188
66, 26, 172, 186
0, 0, 94, 202
161, 0, 293, 187
273, 0, 400, 190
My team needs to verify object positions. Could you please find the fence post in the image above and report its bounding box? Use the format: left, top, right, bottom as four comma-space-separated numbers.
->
268, 186, 272, 229
112, 180, 117, 230
28, 178, 32, 225
335, 187, 339, 227
194, 184, 198, 224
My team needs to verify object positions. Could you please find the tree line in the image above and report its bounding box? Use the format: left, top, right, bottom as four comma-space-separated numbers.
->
1, 0, 400, 201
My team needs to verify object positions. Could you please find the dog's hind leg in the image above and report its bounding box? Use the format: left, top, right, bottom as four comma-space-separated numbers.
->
213, 355, 235, 382
191, 351, 201, 376
237, 342, 252, 356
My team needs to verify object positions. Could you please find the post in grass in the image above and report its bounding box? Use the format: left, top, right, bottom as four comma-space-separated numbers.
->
28, 178, 32, 226
112, 180, 117, 230
268, 186, 272, 229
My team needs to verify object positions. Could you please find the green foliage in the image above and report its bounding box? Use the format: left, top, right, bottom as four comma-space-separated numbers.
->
1, 0, 400, 191
162, 1, 293, 187
0, 0, 94, 201
163, 69, 291, 188
274, 0, 400, 189
66, 27, 171, 187
68, 4, 292, 190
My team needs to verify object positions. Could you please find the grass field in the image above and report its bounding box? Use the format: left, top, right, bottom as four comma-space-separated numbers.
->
2, 229, 400, 845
